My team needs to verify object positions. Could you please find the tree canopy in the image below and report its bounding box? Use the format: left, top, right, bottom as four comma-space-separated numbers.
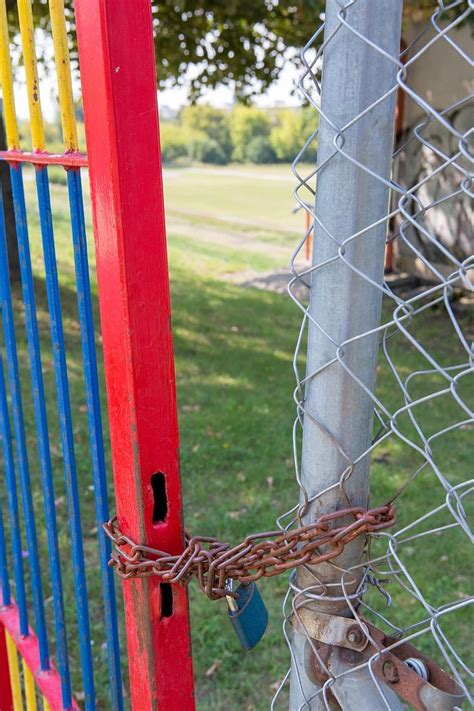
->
6, 1, 470, 101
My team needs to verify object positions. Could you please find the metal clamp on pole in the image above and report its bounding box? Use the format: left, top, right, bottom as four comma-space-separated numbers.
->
293, 610, 465, 711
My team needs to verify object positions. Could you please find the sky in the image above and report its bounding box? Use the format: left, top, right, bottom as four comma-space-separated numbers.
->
158, 62, 302, 113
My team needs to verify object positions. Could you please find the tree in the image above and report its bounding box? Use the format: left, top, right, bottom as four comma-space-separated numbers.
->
159, 123, 190, 164
2, 1, 470, 275
245, 136, 276, 164
181, 105, 232, 161
2, 0, 325, 274
270, 107, 317, 163
9, 2, 467, 102
229, 106, 272, 162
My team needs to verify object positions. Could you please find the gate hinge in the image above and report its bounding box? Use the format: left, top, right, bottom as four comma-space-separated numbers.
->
292, 609, 465, 711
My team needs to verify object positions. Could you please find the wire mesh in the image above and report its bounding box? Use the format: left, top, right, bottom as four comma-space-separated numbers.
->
273, 1, 473, 708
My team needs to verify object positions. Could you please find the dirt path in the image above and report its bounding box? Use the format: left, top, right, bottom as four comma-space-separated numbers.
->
166, 212, 293, 262
166, 196, 309, 300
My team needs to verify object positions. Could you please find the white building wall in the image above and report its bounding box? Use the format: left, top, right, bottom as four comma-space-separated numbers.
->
403, 21, 473, 128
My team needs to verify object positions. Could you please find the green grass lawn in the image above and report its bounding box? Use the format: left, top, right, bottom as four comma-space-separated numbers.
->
4, 164, 472, 709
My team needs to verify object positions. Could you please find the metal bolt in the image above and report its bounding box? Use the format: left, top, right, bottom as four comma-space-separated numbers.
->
405, 657, 429, 681
382, 660, 400, 684
346, 625, 365, 648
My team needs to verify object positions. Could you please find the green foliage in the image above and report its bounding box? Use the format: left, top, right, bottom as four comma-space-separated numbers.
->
229, 106, 272, 162
187, 130, 214, 163
160, 121, 229, 165
245, 136, 276, 164
6, 1, 471, 101
8, 0, 326, 100
270, 109, 300, 162
161, 122, 226, 165
159, 123, 190, 164
152, 1, 471, 100
160, 104, 319, 165
196, 138, 228, 165
181, 105, 233, 161
270, 107, 317, 163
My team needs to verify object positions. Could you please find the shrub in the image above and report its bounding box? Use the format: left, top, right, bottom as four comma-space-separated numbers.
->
229, 106, 272, 162
198, 138, 228, 165
160, 104, 318, 165
159, 123, 189, 164
160, 123, 215, 164
245, 136, 276, 164
181, 105, 232, 162
270, 107, 318, 163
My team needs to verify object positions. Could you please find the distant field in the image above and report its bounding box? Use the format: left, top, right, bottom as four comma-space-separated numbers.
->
163, 163, 306, 236
9, 163, 472, 709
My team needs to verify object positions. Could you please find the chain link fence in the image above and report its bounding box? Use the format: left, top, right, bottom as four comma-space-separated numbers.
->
272, 1, 473, 708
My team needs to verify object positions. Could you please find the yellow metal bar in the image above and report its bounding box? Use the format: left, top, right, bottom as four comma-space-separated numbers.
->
17, 0, 45, 150
5, 631, 24, 711
49, 0, 78, 151
42, 698, 52, 711
0, 0, 20, 149
22, 660, 37, 711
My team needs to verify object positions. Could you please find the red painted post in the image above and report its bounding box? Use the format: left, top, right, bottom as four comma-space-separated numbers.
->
0, 623, 13, 711
0, 603, 79, 710
75, 1, 195, 708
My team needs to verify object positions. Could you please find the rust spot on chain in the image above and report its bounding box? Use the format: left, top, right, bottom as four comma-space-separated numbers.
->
103, 504, 395, 600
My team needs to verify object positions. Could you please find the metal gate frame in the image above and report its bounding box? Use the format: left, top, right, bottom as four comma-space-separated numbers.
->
76, 1, 195, 708
0, 0, 195, 708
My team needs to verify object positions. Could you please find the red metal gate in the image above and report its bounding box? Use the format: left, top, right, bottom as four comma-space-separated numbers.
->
0, 0, 195, 708
76, 1, 195, 707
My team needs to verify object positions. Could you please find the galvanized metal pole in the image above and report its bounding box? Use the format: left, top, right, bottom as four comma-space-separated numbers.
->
289, 1, 404, 708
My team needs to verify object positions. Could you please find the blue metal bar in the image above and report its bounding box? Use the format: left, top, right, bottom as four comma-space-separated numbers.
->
34, 166, 95, 710
0, 351, 27, 631
9, 163, 73, 707
0, 497, 11, 607
0, 188, 49, 669
67, 168, 123, 711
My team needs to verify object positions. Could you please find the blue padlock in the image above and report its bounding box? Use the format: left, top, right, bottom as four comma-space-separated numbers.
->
226, 580, 268, 651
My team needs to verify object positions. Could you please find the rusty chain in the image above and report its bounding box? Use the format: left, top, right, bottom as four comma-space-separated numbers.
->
104, 503, 395, 600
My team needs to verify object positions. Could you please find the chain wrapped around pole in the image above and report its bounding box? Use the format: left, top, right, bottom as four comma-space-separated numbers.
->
103, 503, 395, 600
